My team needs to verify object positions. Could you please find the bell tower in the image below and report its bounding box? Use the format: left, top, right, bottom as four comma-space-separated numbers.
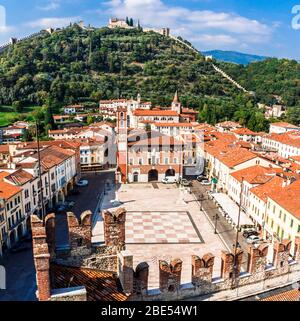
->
171, 91, 181, 114
116, 108, 128, 183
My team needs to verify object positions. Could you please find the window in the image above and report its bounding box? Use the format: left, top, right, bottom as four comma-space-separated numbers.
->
279, 210, 282, 219
25, 190, 29, 199
290, 219, 294, 228
139, 159, 143, 165
284, 213, 286, 222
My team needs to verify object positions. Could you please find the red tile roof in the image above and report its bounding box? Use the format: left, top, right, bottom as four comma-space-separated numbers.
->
50, 264, 128, 301
268, 179, 300, 219
154, 122, 194, 127
0, 171, 22, 200
0, 145, 9, 153
250, 176, 284, 203
233, 128, 258, 135
260, 288, 300, 301
231, 165, 281, 184
133, 109, 179, 117
5, 169, 34, 186
270, 122, 299, 129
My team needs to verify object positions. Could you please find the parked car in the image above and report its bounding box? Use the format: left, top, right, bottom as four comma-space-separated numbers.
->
180, 178, 192, 187
197, 175, 208, 182
246, 235, 260, 244
243, 228, 259, 238
162, 177, 177, 184
110, 200, 124, 207
200, 180, 211, 186
76, 179, 89, 187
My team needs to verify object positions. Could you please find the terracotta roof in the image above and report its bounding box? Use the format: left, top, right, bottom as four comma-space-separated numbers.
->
27, 146, 75, 170
133, 109, 179, 117
216, 121, 242, 128
265, 131, 300, 149
268, 179, 300, 219
50, 264, 128, 301
206, 143, 258, 168
181, 108, 198, 114
154, 122, 194, 127
0, 171, 22, 200
5, 169, 33, 186
250, 176, 284, 203
270, 122, 299, 129
231, 165, 281, 184
260, 288, 300, 301
233, 128, 258, 135
0, 145, 9, 153
100, 99, 128, 104
128, 135, 182, 147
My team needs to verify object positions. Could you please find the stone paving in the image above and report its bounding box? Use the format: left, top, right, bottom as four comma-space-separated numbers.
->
96, 183, 227, 290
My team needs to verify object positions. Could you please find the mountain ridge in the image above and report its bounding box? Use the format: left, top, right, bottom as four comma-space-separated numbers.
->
203, 50, 269, 65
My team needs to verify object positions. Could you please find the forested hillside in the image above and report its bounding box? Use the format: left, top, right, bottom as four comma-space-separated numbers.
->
0, 24, 299, 130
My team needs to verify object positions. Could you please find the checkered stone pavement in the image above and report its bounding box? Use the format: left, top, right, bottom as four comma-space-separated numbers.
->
125, 211, 203, 244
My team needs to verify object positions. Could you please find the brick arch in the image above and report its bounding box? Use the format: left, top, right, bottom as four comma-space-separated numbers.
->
134, 262, 149, 294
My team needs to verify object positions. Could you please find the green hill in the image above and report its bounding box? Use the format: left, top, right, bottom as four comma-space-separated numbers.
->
0, 25, 241, 109
0, 24, 299, 130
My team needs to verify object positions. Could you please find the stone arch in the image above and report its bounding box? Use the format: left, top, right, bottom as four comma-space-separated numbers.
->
67, 181, 73, 194
148, 169, 158, 182
26, 216, 31, 233
9, 231, 16, 247
134, 262, 149, 294
58, 190, 64, 202
17, 224, 23, 240
133, 172, 139, 182
165, 168, 175, 177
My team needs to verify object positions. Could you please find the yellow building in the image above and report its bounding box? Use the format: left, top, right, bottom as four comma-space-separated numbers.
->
265, 179, 300, 257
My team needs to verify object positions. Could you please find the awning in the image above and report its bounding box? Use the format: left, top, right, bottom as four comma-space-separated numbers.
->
211, 193, 254, 227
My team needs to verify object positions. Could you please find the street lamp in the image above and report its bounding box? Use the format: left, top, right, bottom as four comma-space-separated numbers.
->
213, 213, 220, 234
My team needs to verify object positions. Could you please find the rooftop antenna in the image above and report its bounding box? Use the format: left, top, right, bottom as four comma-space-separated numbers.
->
35, 119, 46, 222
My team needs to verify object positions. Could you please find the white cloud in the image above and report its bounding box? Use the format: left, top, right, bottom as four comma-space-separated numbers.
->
38, 1, 61, 11
27, 16, 80, 29
103, 0, 274, 50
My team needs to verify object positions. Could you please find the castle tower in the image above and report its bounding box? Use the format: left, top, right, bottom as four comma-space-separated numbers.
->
171, 91, 181, 114
116, 108, 128, 183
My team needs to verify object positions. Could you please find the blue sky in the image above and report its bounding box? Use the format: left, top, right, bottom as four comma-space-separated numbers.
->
0, 0, 299, 59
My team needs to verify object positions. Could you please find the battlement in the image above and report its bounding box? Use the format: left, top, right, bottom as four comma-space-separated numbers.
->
30, 210, 300, 301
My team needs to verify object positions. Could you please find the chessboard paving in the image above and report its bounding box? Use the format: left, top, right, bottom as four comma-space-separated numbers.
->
125, 211, 203, 244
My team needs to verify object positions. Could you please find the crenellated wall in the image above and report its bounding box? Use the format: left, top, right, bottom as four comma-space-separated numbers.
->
31, 209, 300, 301
67, 211, 92, 256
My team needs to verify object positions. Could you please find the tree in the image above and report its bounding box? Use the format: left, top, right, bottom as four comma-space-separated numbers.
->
87, 115, 94, 125
129, 18, 134, 27
44, 106, 55, 129
286, 106, 300, 125
12, 101, 23, 113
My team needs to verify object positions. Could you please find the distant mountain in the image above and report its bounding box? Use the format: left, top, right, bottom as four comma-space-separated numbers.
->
203, 50, 269, 65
